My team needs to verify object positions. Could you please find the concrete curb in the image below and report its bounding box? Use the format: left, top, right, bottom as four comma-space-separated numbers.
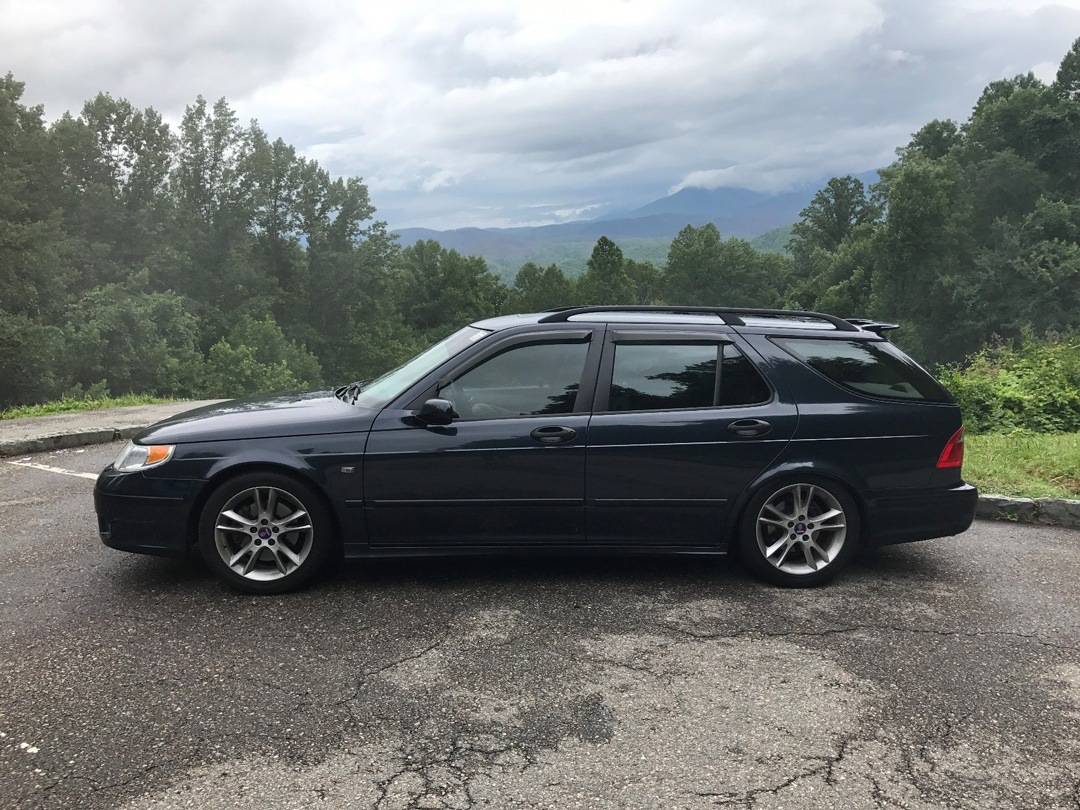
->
0, 425, 147, 458
0, 400, 224, 458
975, 493, 1080, 529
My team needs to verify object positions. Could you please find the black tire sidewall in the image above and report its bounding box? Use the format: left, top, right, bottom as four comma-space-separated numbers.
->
198, 471, 334, 594
737, 476, 861, 587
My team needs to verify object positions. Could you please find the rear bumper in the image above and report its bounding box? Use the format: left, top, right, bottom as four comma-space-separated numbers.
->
864, 482, 978, 546
94, 467, 199, 558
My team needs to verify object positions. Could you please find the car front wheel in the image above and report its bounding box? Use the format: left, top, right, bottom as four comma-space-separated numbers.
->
198, 472, 334, 594
738, 479, 859, 587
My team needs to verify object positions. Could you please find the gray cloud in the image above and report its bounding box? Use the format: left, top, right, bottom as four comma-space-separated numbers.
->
1, 0, 327, 113
3, 0, 1079, 228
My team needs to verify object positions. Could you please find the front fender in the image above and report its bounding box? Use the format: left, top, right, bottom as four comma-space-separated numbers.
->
143, 433, 369, 550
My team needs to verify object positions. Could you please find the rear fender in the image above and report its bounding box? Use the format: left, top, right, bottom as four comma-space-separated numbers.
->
719, 458, 867, 552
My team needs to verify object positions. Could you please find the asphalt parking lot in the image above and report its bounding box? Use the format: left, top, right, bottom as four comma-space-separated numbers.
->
1, 443, 1078, 809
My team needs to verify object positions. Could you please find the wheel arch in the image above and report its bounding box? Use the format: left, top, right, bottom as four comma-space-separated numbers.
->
186, 460, 343, 551
722, 461, 867, 552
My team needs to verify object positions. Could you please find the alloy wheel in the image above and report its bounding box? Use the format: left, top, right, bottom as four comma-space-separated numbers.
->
755, 483, 847, 576
213, 486, 314, 581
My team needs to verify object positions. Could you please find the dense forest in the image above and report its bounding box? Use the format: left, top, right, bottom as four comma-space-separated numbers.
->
2, 39, 1080, 409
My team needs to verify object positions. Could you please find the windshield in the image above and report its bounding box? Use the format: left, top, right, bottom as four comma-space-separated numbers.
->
343, 326, 490, 408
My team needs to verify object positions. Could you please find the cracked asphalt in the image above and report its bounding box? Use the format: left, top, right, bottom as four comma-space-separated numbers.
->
1, 443, 1079, 809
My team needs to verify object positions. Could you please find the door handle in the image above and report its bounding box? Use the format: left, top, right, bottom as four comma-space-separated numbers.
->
530, 425, 577, 444
727, 418, 772, 437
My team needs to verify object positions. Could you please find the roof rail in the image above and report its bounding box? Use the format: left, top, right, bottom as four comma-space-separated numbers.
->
536, 305, 861, 332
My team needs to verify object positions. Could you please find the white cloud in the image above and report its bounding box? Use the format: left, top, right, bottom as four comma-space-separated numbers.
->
3, 0, 1080, 228
1030, 59, 1060, 82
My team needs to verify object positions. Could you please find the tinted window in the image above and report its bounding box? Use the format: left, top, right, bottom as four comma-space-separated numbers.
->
720, 346, 772, 406
610, 344, 716, 411
608, 343, 770, 411
777, 339, 952, 402
446, 340, 589, 419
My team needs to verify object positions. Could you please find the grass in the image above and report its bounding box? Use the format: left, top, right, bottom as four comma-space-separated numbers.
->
965, 432, 1080, 500
1, 394, 176, 420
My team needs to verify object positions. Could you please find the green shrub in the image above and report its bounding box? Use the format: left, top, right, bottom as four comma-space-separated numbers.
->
938, 329, 1080, 433
0, 312, 67, 406
200, 316, 323, 399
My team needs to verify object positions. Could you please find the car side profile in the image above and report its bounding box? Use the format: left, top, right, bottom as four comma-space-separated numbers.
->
94, 305, 978, 593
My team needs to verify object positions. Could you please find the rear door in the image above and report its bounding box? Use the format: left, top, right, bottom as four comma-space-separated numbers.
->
585, 329, 797, 545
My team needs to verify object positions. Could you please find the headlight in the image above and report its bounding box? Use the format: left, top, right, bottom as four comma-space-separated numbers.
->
113, 441, 175, 472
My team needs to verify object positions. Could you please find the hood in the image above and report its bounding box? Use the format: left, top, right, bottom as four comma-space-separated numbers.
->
135, 390, 379, 444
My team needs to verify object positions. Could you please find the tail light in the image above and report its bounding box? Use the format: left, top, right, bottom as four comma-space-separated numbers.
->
936, 427, 965, 469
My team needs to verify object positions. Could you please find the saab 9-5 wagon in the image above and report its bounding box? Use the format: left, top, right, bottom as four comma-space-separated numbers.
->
95, 306, 977, 593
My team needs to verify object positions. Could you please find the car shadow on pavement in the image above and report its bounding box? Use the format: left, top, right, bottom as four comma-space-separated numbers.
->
110, 540, 954, 598
850, 542, 954, 581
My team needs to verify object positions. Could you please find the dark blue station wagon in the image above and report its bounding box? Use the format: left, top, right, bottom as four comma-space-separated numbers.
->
95, 306, 978, 593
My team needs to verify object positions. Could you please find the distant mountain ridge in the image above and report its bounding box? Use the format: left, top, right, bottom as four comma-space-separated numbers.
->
392, 170, 879, 278
602, 185, 769, 221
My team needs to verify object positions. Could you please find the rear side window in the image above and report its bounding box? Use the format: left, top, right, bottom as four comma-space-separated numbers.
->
607, 342, 770, 412
776, 339, 952, 402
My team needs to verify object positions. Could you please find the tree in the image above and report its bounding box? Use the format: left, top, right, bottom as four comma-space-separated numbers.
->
397, 240, 507, 337
624, 259, 664, 304
870, 153, 972, 362
508, 262, 576, 312
788, 176, 882, 258
0, 74, 70, 321
905, 119, 962, 161
1053, 36, 1080, 101
201, 315, 323, 398
49, 94, 175, 292
665, 223, 783, 307
785, 225, 877, 317
174, 96, 249, 228
577, 236, 635, 304
66, 275, 203, 397
966, 150, 1048, 232
0, 313, 66, 406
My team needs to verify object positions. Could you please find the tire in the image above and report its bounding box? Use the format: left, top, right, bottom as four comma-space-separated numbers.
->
737, 477, 860, 587
198, 471, 335, 594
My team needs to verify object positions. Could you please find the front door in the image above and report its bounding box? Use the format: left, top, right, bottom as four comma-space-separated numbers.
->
586, 330, 797, 545
364, 329, 602, 546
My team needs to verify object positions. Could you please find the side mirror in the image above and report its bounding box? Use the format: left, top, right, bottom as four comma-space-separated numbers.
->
416, 398, 458, 426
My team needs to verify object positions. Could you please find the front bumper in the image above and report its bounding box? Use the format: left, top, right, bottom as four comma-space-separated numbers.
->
94, 466, 202, 558
864, 482, 978, 546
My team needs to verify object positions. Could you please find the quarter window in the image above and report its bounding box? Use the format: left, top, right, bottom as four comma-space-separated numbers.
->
776, 338, 952, 402
720, 346, 773, 406
444, 340, 589, 419
607, 342, 770, 412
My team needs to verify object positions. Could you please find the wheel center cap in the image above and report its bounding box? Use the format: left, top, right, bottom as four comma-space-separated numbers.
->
794, 522, 806, 534
258, 527, 272, 540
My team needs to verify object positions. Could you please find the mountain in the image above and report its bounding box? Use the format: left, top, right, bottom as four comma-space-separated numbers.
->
600, 185, 769, 221
392, 170, 878, 279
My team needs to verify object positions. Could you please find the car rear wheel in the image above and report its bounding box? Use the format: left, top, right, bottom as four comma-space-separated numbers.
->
738, 479, 859, 587
198, 472, 334, 594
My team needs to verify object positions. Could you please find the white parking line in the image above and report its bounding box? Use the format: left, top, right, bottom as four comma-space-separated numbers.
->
5, 460, 98, 481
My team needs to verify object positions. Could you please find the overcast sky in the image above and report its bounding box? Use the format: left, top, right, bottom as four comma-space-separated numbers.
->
3, 0, 1079, 229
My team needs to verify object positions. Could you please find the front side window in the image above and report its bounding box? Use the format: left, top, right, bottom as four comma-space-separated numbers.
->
776, 338, 952, 402
607, 342, 770, 412
444, 340, 590, 419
